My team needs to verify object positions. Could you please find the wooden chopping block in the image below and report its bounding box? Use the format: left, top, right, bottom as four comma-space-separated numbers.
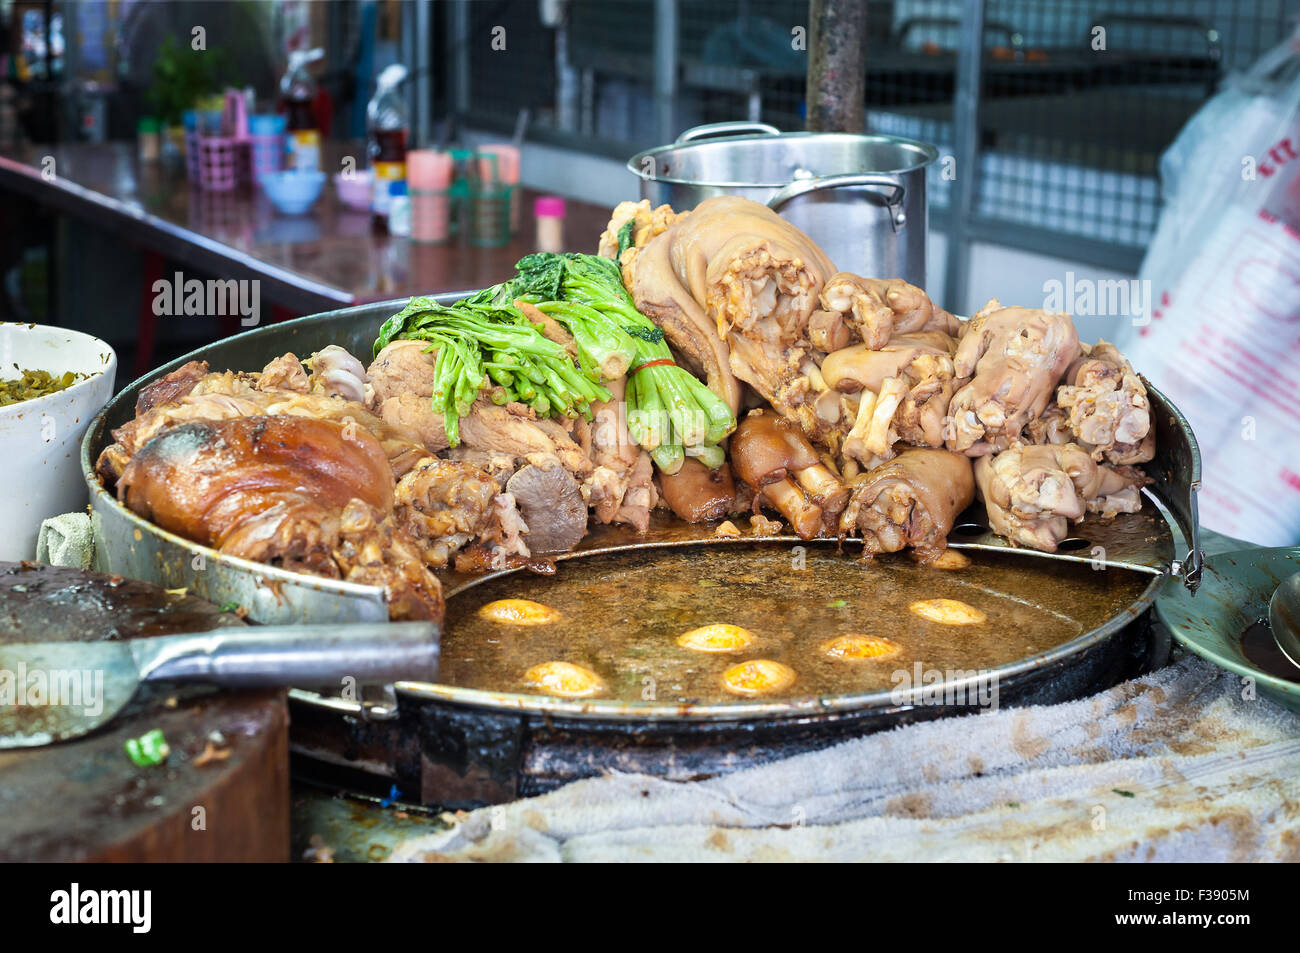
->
0, 562, 289, 862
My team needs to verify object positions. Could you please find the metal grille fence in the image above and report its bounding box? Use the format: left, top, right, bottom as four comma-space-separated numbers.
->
446, 0, 1298, 276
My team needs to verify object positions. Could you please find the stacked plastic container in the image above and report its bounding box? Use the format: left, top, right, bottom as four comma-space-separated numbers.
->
467, 148, 515, 247
248, 113, 286, 181
477, 144, 521, 232
407, 150, 453, 243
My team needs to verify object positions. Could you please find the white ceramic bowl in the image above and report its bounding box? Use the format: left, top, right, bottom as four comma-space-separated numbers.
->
0, 323, 116, 561
334, 170, 373, 211
259, 170, 326, 215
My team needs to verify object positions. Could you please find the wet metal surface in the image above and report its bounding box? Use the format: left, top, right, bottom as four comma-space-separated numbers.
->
1241, 619, 1300, 685
0, 561, 242, 641
0, 562, 286, 861
290, 783, 449, 864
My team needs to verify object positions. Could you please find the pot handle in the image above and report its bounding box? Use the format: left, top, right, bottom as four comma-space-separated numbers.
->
768, 174, 909, 232
676, 121, 781, 143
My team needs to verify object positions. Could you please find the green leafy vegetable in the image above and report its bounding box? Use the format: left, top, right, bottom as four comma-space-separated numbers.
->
372, 251, 735, 469
624, 325, 665, 344
616, 218, 636, 257
506, 252, 735, 474
125, 729, 170, 767
374, 295, 610, 447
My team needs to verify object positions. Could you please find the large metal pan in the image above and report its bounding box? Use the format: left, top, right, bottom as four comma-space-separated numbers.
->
82, 298, 1203, 807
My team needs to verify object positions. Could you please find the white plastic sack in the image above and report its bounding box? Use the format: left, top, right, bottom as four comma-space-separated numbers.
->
1121, 30, 1300, 546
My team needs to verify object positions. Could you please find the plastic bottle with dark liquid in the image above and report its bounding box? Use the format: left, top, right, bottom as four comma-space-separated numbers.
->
370, 126, 408, 235
279, 48, 324, 172
367, 64, 410, 234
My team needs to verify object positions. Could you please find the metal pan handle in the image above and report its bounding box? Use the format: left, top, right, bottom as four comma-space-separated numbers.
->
131, 621, 440, 688
676, 121, 781, 143
768, 173, 908, 231
1143, 381, 1204, 593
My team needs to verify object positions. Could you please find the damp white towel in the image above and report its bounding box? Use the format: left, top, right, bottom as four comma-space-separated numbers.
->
387, 654, 1300, 862
35, 511, 95, 569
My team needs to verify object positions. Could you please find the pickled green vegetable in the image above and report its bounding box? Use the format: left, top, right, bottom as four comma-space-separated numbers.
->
0, 369, 81, 407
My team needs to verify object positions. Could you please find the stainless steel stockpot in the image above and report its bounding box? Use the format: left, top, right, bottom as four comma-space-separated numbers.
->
628, 122, 939, 287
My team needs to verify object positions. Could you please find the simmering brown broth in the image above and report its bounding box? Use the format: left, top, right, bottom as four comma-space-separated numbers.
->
440, 544, 1152, 705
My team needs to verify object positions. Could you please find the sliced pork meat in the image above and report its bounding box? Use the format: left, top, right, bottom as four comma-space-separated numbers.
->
459, 400, 594, 479
367, 339, 438, 407
134, 360, 209, 415
627, 196, 835, 430
944, 300, 1081, 457
838, 448, 974, 562
116, 415, 444, 621
506, 462, 588, 553
478, 492, 531, 564
257, 353, 311, 393
730, 409, 849, 539
606, 449, 657, 532
820, 274, 960, 349
580, 375, 658, 532
379, 392, 451, 453
658, 457, 736, 523
372, 368, 597, 473
255, 347, 369, 401
1056, 340, 1155, 465
331, 500, 446, 621
393, 458, 520, 567
376, 394, 594, 477
442, 448, 523, 489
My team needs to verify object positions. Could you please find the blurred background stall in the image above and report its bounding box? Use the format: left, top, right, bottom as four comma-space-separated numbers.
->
2, 1, 1293, 344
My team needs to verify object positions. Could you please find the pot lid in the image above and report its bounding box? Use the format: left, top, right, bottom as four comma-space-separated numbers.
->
628, 130, 940, 189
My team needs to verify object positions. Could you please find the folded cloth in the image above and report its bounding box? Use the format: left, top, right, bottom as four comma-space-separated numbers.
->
387, 654, 1300, 862
35, 512, 95, 569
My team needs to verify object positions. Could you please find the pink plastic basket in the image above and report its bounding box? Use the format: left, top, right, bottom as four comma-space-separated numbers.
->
197, 136, 247, 191
184, 130, 201, 183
